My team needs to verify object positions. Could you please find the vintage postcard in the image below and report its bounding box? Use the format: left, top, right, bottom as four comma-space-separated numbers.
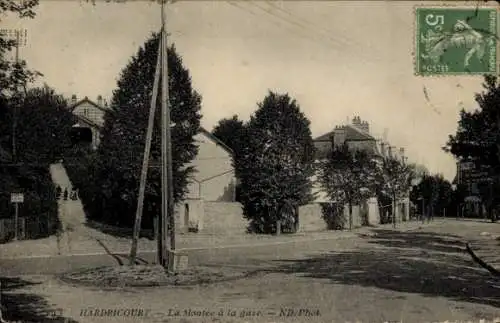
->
0, 1, 500, 323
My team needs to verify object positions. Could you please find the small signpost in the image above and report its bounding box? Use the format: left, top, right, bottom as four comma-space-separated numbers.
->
10, 193, 24, 240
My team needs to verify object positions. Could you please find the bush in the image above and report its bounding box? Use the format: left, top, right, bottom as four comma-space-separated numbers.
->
320, 202, 345, 230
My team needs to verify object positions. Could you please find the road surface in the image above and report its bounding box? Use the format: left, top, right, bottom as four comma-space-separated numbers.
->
2, 220, 500, 323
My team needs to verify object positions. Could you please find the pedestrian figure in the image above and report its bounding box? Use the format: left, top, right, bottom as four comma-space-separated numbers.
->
63, 188, 68, 201
71, 186, 78, 200
55, 185, 62, 200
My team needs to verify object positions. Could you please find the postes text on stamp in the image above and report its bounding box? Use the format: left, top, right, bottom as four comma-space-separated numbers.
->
415, 7, 497, 76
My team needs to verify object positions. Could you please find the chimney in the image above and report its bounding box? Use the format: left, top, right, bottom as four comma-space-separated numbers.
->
380, 141, 386, 157
400, 147, 406, 163
388, 146, 394, 158
352, 117, 369, 133
333, 126, 346, 147
360, 121, 369, 133
71, 94, 77, 105
97, 95, 103, 106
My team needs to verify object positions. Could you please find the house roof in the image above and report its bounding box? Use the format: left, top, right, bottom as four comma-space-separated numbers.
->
74, 114, 102, 130
314, 124, 375, 142
70, 97, 110, 114
198, 127, 234, 156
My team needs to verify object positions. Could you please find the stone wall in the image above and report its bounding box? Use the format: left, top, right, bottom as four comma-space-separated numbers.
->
297, 204, 328, 232
175, 200, 381, 235
178, 202, 332, 234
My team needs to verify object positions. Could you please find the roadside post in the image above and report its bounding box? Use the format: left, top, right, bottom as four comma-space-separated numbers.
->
10, 192, 24, 240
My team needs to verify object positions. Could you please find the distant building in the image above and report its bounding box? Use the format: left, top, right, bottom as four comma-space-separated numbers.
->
313, 116, 378, 158
454, 160, 489, 217
311, 116, 410, 225
69, 95, 109, 150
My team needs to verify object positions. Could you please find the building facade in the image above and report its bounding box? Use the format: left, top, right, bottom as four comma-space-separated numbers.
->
185, 129, 236, 202
455, 160, 489, 217
70, 95, 109, 150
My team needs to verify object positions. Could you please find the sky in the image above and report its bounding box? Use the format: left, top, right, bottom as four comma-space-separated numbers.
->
1, 0, 494, 181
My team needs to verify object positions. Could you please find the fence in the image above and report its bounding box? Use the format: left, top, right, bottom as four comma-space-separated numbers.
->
0, 216, 58, 243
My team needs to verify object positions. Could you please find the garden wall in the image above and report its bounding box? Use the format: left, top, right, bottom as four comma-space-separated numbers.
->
182, 202, 331, 234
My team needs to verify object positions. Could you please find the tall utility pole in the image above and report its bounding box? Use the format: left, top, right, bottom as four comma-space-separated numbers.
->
160, 0, 176, 268
129, 39, 162, 266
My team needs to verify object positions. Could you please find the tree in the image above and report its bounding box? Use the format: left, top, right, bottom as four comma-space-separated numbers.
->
235, 91, 315, 234
317, 143, 376, 230
92, 33, 202, 228
445, 76, 500, 171
410, 174, 453, 218
13, 85, 74, 163
212, 115, 247, 157
0, 0, 41, 100
444, 75, 500, 222
375, 156, 415, 227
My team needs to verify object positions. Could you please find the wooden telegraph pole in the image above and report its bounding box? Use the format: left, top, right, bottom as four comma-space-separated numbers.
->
160, 0, 176, 270
129, 0, 178, 270
129, 39, 162, 265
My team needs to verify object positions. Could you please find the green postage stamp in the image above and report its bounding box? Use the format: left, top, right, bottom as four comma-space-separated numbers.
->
415, 6, 498, 76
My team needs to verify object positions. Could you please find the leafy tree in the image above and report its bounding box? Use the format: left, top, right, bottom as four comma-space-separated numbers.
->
410, 174, 453, 218
0, 1, 61, 250
445, 76, 500, 172
212, 115, 247, 157
317, 143, 376, 230
14, 85, 74, 163
93, 33, 202, 228
444, 75, 500, 222
235, 91, 315, 234
375, 156, 415, 227
1, 0, 41, 100
0, 87, 67, 242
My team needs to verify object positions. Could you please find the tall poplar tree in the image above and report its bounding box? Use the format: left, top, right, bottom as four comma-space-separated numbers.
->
93, 33, 202, 227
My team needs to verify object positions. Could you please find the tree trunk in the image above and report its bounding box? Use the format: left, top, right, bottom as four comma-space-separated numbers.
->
276, 220, 281, 235
294, 206, 299, 233
0, 281, 6, 323
348, 202, 353, 231
392, 195, 396, 228
422, 199, 425, 224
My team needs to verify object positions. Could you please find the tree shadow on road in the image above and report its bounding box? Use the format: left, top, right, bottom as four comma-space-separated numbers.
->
270, 230, 500, 308
367, 229, 466, 254
1, 277, 79, 323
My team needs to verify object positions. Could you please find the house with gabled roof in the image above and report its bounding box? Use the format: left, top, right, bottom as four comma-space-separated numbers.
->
69, 95, 110, 150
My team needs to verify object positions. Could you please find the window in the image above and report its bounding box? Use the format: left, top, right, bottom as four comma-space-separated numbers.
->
83, 109, 89, 116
